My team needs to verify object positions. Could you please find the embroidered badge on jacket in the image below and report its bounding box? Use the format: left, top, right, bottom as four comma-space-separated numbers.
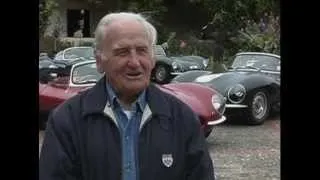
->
162, 154, 173, 167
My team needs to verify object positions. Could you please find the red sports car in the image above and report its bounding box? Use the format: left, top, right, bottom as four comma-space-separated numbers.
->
39, 60, 227, 137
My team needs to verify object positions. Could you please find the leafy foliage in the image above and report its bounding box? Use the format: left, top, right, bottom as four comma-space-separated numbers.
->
231, 14, 280, 55
40, 0, 280, 61
39, 0, 58, 36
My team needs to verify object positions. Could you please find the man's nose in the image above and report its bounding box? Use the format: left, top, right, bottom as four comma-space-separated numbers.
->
127, 50, 140, 67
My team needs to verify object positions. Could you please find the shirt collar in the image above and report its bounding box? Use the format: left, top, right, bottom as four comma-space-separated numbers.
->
80, 76, 171, 118
105, 81, 146, 112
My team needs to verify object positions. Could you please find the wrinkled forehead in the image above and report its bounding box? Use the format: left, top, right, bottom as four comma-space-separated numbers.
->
108, 20, 148, 39
102, 19, 151, 49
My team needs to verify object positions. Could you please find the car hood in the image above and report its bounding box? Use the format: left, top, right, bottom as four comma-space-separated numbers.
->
193, 71, 254, 95
181, 56, 207, 65
160, 83, 215, 117
52, 59, 88, 67
39, 60, 57, 69
171, 57, 204, 68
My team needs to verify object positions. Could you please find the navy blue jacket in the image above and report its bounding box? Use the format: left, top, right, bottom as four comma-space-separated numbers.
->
39, 76, 215, 180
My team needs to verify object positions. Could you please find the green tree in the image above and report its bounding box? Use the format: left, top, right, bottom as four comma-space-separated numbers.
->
232, 14, 280, 55
39, 0, 58, 36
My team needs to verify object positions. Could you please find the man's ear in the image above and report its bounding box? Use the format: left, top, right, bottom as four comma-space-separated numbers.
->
151, 58, 156, 69
151, 49, 156, 68
95, 50, 104, 73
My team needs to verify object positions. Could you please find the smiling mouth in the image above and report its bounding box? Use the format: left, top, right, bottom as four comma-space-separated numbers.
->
126, 72, 143, 79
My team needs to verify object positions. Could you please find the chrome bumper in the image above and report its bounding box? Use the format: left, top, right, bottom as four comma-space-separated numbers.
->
207, 115, 227, 125
225, 104, 248, 108
170, 72, 183, 75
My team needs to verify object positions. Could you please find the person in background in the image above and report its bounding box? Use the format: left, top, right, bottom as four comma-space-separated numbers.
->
39, 11, 215, 180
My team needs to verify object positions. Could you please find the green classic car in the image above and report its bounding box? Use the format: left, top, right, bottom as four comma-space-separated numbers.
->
50, 45, 209, 84
152, 45, 209, 84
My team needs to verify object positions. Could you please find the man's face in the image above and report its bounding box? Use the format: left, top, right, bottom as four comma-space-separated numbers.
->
97, 20, 155, 97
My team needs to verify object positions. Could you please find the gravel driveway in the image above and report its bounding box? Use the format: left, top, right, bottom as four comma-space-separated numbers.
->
207, 116, 280, 180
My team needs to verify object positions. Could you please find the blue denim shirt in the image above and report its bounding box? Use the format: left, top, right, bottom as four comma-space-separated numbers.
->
106, 82, 146, 180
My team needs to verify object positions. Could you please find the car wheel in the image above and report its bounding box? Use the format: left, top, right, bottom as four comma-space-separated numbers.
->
246, 90, 270, 125
154, 64, 170, 84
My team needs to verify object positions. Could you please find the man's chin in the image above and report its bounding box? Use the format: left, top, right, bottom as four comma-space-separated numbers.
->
125, 82, 149, 92
110, 76, 150, 93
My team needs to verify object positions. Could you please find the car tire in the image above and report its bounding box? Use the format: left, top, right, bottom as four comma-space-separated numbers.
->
153, 64, 170, 84
246, 90, 270, 125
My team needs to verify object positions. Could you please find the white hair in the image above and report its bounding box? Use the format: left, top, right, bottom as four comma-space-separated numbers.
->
94, 12, 158, 58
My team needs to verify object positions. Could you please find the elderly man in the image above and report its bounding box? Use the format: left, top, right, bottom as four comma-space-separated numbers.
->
39, 12, 215, 180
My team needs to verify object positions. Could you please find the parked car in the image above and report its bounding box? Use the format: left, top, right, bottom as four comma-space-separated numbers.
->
39, 59, 59, 84
39, 52, 52, 61
51, 46, 95, 76
171, 52, 280, 125
152, 45, 209, 84
39, 60, 227, 137
39, 46, 94, 83
50, 45, 209, 84
53, 46, 95, 61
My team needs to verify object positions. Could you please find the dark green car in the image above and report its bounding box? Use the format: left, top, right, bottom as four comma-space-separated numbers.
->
152, 45, 209, 84
51, 46, 209, 84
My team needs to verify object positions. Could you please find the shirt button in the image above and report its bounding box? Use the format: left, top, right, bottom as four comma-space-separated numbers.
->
125, 136, 129, 141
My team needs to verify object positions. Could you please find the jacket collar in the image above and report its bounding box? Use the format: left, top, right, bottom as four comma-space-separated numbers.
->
81, 75, 171, 118
145, 83, 171, 118
81, 75, 108, 116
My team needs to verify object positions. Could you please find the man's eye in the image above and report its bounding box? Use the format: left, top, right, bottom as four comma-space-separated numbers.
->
115, 49, 128, 56
137, 47, 148, 54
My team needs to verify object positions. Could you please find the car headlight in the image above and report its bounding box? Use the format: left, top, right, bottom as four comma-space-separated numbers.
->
190, 65, 199, 69
172, 61, 180, 70
227, 84, 246, 104
211, 93, 226, 115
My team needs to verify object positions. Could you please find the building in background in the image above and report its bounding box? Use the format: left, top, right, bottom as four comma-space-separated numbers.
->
40, 0, 121, 52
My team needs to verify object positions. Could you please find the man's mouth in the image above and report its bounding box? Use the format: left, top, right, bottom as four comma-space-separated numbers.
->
125, 72, 143, 79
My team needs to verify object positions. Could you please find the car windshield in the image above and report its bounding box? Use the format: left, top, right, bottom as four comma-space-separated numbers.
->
231, 54, 280, 71
71, 62, 103, 84
64, 47, 94, 60
155, 45, 166, 56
